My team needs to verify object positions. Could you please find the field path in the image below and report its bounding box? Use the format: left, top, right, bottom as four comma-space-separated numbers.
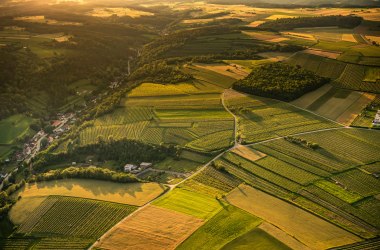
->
221, 89, 239, 147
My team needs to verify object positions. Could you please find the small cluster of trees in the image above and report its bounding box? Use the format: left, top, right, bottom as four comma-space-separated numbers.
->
128, 61, 193, 84
30, 166, 138, 183
285, 136, 320, 150
0, 180, 25, 216
233, 63, 329, 101
259, 15, 363, 31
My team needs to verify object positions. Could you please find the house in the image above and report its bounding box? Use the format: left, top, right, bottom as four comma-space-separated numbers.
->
124, 164, 138, 173
140, 162, 153, 170
373, 110, 380, 126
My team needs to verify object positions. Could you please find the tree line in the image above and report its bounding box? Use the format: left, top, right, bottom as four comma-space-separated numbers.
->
30, 166, 138, 183
233, 63, 329, 101
258, 15, 363, 31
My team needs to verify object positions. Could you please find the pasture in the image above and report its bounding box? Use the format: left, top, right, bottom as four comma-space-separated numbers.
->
16, 196, 136, 238
0, 114, 35, 144
291, 84, 376, 125
226, 185, 360, 250
153, 188, 224, 219
224, 89, 339, 143
14, 179, 166, 206
94, 205, 204, 250
178, 205, 262, 250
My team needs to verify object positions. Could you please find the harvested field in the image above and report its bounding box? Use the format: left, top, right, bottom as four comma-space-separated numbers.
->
282, 32, 315, 41
193, 63, 248, 80
94, 205, 204, 250
231, 145, 266, 162
304, 49, 340, 59
226, 185, 360, 250
247, 20, 266, 27
342, 34, 357, 43
15, 179, 166, 206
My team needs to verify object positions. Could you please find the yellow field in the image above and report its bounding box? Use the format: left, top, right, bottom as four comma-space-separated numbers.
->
15, 179, 166, 206
342, 34, 357, 43
266, 14, 299, 20
366, 35, 380, 43
87, 7, 154, 18
231, 145, 266, 162
9, 196, 47, 225
247, 20, 266, 27
194, 63, 248, 79
226, 185, 360, 250
95, 205, 204, 250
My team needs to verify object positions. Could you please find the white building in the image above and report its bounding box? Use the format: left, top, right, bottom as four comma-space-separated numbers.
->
373, 110, 380, 126
140, 162, 153, 170
124, 164, 138, 173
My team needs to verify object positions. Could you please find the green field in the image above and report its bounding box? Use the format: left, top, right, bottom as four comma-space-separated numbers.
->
17, 196, 136, 238
221, 228, 292, 250
0, 114, 35, 144
224, 90, 339, 143
178, 205, 262, 250
336, 64, 380, 93
286, 52, 346, 79
76, 82, 235, 153
153, 188, 224, 219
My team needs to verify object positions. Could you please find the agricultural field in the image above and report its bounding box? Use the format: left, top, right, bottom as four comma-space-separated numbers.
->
2, 2, 380, 249
351, 95, 380, 128
180, 165, 241, 196
0, 114, 35, 144
178, 205, 262, 250
77, 80, 235, 154
227, 185, 361, 250
13, 179, 166, 206
153, 188, 225, 219
286, 52, 347, 80
291, 84, 376, 125
94, 205, 204, 250
16, 196, 136, 238
0, 114, 36, 161
224, 89, 339, 143
222, 228, 292, 250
